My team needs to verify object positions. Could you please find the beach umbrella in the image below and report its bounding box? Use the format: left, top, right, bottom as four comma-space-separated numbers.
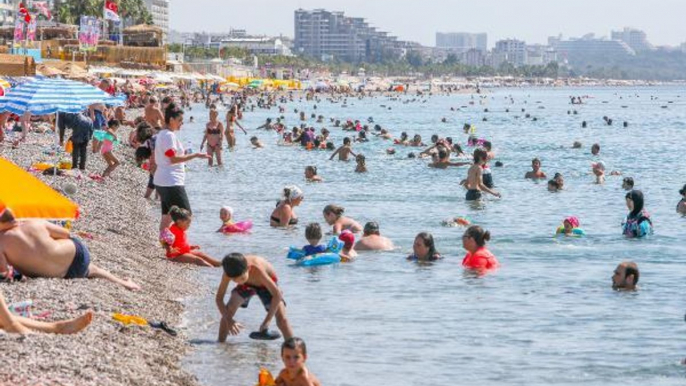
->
0, 157, 79, 220
0, 77, 123, 116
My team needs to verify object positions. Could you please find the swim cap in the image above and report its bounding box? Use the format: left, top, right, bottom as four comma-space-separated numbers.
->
283, 185, 303, 201
221, 206, 234, 216
565, 216, 580, 228
338, 230, 355, 249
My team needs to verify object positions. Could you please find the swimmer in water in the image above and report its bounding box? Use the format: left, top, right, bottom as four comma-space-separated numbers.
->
354, 222, 394, 251
250, 136, 264, 148
612, 261, 639, 291
555, 216, 580, 236
376, 128, 392, 140
407, 232, 441, 262
525, 158, 547, 179
322, 204, 362, 235
591, 143, 600, 156
461, 225, 499, 271
395, 132, 409, 145
554, 173, 564, 189
429, 149, 470, 169
329, 137, 357, 161
355, 154, 367, 173
337, 230, 357, 261
464, 149, 501, 201
622, 177, 634, 191
676, 184, 686, 215
592, 161, 606, 184
304, 166, 322, 182
217, 206, 234, 232
547, 179, 561, 192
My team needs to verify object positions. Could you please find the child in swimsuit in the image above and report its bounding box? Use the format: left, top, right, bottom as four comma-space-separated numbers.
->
217, 206, 234, 232
304, 166, 322, 182
355, 154, 367, 173
216, 253, 294, 342
101, 119, 120, 178
338, 230, 357, 262
163, 206, 221, 267
276, 338, 321, 386
200, 109, 223, 166
250, 136, 264, 148
302, 223, 327, 256
555, 216, 585, 236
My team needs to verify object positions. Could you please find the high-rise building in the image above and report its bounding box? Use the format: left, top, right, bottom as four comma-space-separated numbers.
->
144, 0, 169, 42
294, 9, 406, 63
551, 34, 635, 61
0, 0, 18, 26
611, 27, 653, 52
435, 32, 487, 53
494, 39, 527, 67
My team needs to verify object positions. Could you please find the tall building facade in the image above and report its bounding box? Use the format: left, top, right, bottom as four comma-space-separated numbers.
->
294, 9, 404, 63
611, 27, 653, 52
144, 0, 169, 41
436, 32, 487, 53
0, 0, 18, 26
494, 39, 527, 67
551, 34, 635, 60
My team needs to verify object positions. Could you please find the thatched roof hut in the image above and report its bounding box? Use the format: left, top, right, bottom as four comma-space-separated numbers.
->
123, 24, 163, 47
0, 24, 77, 41
0, 54, 36, 76
36, 63, 66, 77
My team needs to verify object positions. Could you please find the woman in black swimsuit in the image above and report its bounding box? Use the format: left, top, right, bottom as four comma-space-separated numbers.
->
270, 185, 304, 227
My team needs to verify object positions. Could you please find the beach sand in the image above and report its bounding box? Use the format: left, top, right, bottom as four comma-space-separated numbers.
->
0, 128, 201, 386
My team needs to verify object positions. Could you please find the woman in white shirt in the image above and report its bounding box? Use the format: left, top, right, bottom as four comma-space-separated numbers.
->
154, 102, 210, 232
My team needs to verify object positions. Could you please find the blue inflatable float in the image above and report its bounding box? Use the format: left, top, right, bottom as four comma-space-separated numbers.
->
287, 237, 343, 267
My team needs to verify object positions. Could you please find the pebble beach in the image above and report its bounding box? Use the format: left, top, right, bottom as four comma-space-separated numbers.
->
0, 127, 202, 386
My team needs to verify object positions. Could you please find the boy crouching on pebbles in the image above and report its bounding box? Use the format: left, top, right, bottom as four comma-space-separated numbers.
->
215, 253, 293, 342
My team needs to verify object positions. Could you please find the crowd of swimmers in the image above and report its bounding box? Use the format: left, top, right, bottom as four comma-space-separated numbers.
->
3, 83, 686, 385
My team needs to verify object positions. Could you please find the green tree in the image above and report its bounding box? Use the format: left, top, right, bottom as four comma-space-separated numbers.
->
57, 0, 151, 25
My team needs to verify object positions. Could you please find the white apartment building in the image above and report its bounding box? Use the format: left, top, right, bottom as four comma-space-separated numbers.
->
0, 0, 17, 26
144, 0, 169, 42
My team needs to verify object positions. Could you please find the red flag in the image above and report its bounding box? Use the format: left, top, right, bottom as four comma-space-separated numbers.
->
18, 3, 31, 23
104, 0, 120, 22
105, 0, 118, 13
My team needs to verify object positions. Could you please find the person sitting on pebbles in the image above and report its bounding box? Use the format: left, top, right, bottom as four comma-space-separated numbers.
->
0, 208, 140, 291
0, 289, 93, 335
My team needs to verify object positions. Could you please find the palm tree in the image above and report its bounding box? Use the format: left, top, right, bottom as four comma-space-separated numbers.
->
57, 0, 151, 25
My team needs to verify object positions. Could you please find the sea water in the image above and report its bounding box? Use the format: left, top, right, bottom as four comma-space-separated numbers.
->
178, 87, 686, 386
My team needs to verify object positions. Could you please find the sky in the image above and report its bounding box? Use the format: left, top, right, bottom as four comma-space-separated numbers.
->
170, 0, 686, 48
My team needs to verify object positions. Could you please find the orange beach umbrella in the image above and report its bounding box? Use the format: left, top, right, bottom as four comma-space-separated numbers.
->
0, 157, 79, 220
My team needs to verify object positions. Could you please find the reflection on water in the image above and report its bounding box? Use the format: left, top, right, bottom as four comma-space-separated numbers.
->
179, 87, 686, 385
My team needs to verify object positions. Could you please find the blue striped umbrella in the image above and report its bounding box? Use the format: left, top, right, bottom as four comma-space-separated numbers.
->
0, 77, 123, 115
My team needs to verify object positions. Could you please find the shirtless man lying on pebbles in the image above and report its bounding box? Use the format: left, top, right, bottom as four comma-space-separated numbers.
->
0, 208, 140, 291
0, 289, 93, 334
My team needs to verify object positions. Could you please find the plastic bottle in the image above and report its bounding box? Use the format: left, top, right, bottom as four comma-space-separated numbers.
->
185, 141, 193, 155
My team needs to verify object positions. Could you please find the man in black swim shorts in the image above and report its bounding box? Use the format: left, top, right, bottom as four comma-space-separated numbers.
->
0, 209, 139, 290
